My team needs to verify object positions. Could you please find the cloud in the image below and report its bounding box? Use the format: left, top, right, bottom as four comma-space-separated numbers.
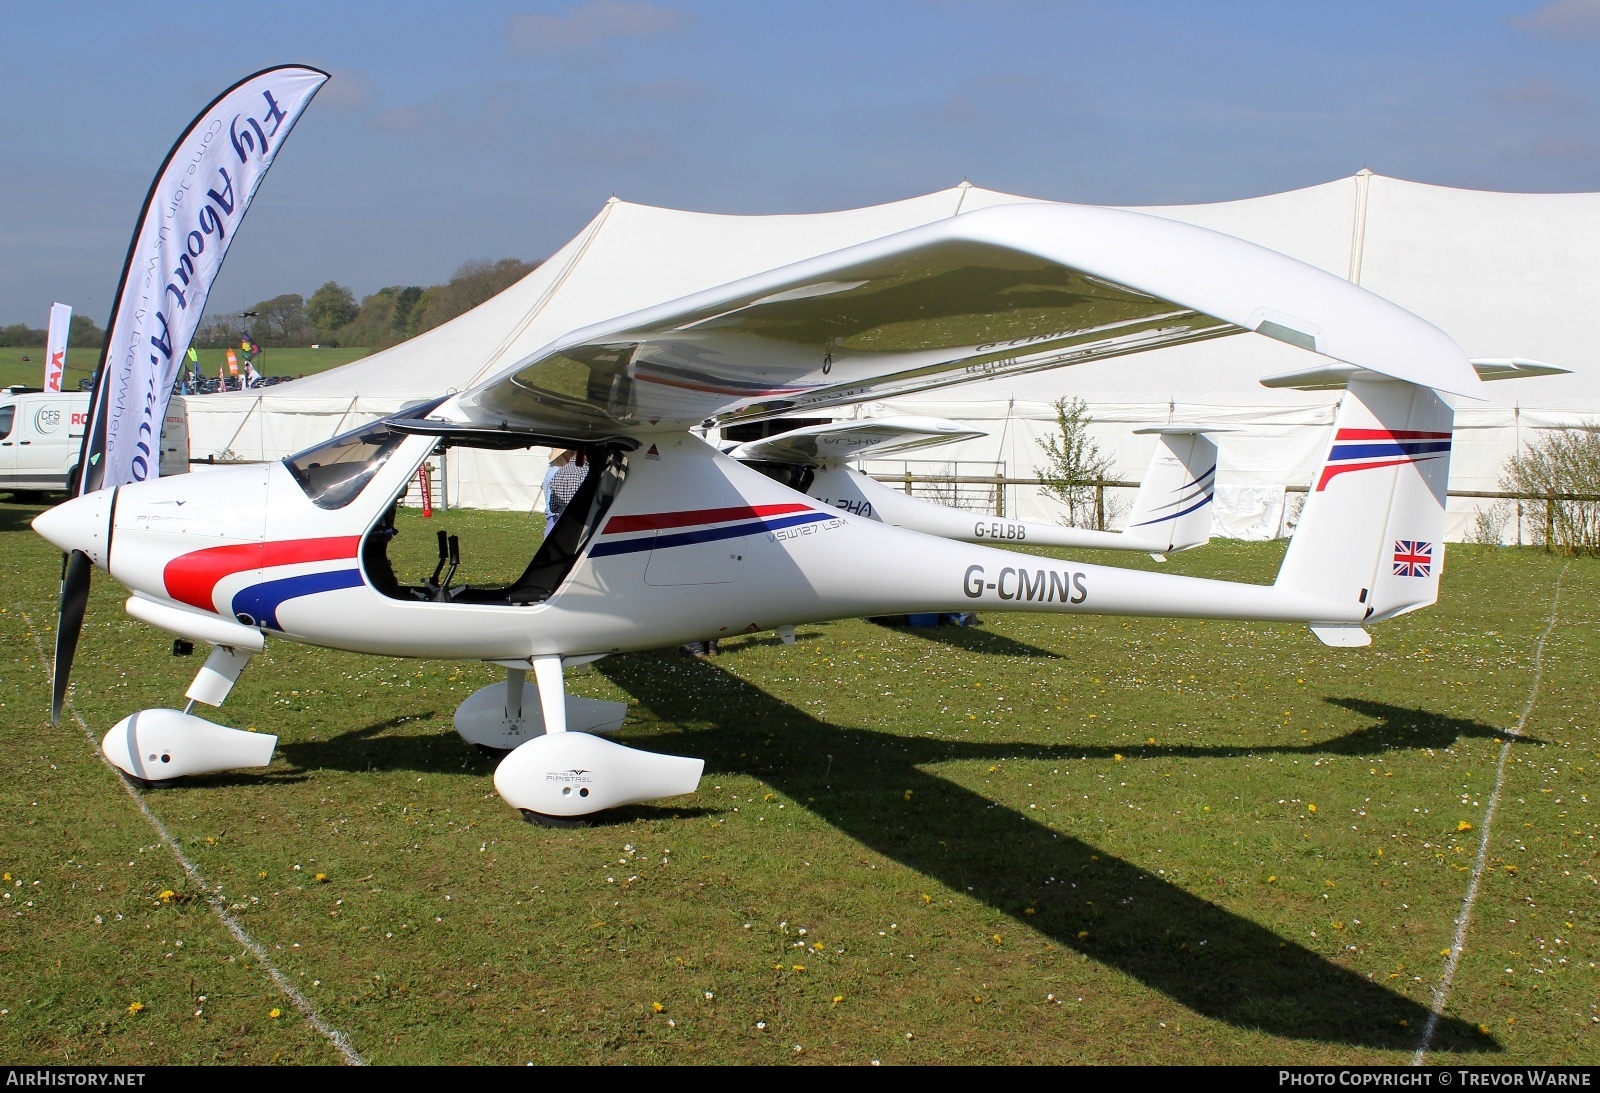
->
507, 1, 693, 56
607, 79, 713, 104
1491, 78, 1591, 116
1522, 135, 1600, 163
1509, 0, 1600, 38
314, 69, 378, 111
373, 98, 451, 135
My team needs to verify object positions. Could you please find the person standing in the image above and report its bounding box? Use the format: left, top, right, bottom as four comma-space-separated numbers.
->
544, 449, 589, 538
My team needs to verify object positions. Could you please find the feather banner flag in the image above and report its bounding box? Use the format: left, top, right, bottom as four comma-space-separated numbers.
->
44, 303, 71, 393
78, 65, 328, 493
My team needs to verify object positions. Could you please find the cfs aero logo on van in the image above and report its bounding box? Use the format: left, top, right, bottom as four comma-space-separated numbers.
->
33, 406, 62, 435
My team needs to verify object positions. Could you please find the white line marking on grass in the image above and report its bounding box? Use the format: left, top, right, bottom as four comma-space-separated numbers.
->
1411, 562, 1567, 1064
24, 614, 365, 1066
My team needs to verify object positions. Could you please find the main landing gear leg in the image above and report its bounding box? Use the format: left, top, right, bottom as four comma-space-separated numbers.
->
452, 657, 627, 751
492, 655, 705, 826
100, 644, 277, 786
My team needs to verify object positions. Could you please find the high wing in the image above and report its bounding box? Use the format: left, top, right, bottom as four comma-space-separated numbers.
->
440, 202, 1483, 444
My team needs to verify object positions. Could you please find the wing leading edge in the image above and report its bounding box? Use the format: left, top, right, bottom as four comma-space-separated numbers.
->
448, 202, 1481, 443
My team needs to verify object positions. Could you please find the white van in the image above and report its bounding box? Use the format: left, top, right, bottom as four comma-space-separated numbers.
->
0, 387, 190, 495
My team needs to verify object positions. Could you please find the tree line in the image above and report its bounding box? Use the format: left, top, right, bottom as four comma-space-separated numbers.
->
2, 256, 538, 352
194, 256, 539, 351
0, 314, 106, 348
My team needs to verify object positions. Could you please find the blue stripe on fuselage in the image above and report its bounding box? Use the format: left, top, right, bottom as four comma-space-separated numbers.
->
1329, 441, 1451, 461
232, 568, 365, 631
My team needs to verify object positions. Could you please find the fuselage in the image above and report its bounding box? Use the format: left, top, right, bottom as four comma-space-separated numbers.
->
49, 430, 1355, 665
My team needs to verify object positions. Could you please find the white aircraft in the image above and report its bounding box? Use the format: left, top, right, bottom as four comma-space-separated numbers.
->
727, 415, 1221, 556
35, 201, 1482, 825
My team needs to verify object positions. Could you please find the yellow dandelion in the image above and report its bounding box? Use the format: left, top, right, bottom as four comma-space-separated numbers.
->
126, 1002, 144, 1015
269, 1008, 281, 1019
1113, 753, 1123, 762
1478, 1024, 1491, 1036
1024, 907, 1036, 916
1307, 804, 1317, 813
1457, 821, 1473, 832
257, 871, 267, 879
831, 996, 844, 1005
920, 893, 932, 904
651, 1002, 664, 1013
1146, 737, 1156, 745
1, 873, 9, 882
158, 890, 175, 903
1440, 948, 1451, 956
792, 964, 805, 972
1077, 930, 1089, 939
314, 873, 328, 883
1399, 1019, 1408, 1028
903, 790, 913, 801
1266, 875, 1277, 883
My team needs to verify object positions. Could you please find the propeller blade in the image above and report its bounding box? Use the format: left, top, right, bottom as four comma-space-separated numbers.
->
52, 549, 92, 727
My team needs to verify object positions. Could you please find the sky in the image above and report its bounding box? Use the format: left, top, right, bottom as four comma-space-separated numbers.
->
4, 0, 1599, 327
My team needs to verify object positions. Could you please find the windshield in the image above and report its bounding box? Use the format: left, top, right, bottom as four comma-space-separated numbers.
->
285, 423, 408, 509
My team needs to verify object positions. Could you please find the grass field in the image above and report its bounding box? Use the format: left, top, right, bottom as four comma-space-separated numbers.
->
0, 497, 1595, 1065
0, 346, 370, 393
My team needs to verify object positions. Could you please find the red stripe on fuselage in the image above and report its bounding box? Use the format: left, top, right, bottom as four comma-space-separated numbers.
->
164, 536, 361, 612
603, 504, 814, 535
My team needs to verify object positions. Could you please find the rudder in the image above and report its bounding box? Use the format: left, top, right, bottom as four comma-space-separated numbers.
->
1276, 375, 1452, 626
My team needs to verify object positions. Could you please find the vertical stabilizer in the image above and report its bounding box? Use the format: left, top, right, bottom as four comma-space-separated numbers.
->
1275, 376, 1452, 629
1124, 428, 1220, 553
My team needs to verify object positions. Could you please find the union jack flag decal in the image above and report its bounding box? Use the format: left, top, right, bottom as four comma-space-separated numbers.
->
1393, 540, 1432, 578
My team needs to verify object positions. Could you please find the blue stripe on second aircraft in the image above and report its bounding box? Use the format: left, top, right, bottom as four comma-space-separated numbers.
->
590, 512, 834, 558
1131, 493, 1214, 527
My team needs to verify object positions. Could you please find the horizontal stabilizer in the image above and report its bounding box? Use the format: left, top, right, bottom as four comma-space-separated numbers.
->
1264, 358, 1569, 391
727, 416, 986, 466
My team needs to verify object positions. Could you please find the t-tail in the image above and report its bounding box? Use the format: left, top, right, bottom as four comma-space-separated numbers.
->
804, 427, 1220, 554
1119, 427, 1220, 553
1274, 374, 1453, 646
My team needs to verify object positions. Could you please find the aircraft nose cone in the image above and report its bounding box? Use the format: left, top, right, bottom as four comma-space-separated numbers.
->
32, 489, 114, 568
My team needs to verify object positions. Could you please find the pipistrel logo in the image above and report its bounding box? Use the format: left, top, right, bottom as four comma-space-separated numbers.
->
545, 769, 593, 784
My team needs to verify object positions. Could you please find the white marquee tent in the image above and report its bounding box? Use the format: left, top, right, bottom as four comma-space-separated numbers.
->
184, 172, 1600, 540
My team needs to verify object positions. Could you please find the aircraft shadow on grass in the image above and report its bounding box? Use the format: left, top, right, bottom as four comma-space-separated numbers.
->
874, 621, 1061, 659
597, 655, 1499, 1053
